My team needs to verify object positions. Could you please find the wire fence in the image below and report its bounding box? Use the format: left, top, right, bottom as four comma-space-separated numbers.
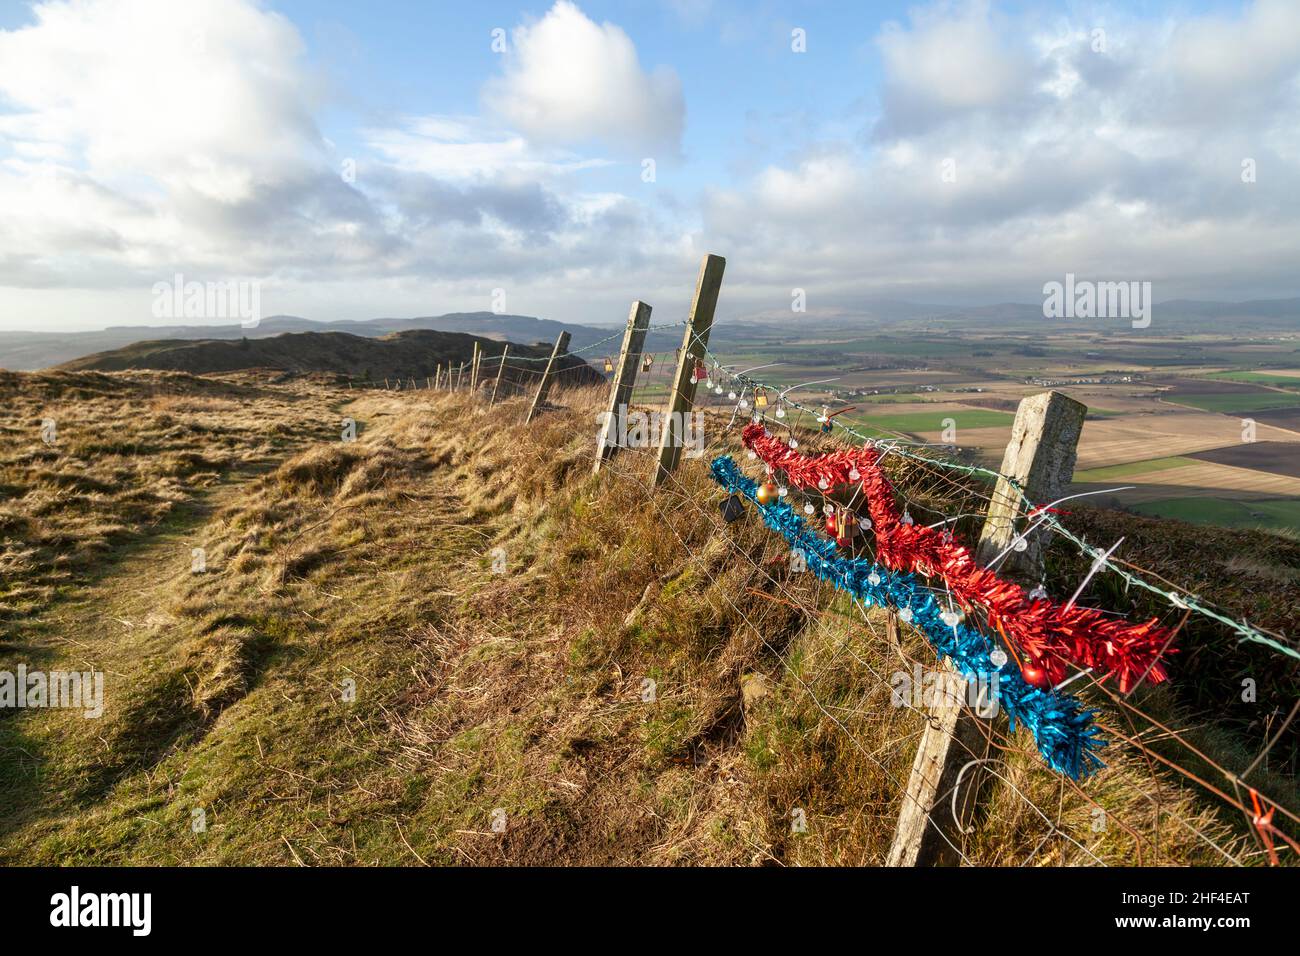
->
363, 322, 1298, 865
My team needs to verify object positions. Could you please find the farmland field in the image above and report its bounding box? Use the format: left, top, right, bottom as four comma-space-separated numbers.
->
632, 324, 1300, 534
1206, 370, 1300, 388
1163, 392, 1300, 413
853, 407, 1016, 433
1188, 440, 1300, 479
1132, 496, 1300, 533
1073, 456, 1200, 482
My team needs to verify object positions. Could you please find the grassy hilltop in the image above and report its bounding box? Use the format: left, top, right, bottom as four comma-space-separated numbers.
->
0, 369, 1296, 865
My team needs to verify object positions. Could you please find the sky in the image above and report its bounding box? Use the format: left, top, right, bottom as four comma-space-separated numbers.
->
0, 0, 1298, 332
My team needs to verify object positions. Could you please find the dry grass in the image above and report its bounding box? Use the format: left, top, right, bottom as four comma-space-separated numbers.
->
0, 373, 1293, 865
0, 369, 337, 634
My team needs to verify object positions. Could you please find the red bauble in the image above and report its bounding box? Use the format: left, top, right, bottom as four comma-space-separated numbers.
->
1020, 663, 1049, 687
825, 512, 838, 535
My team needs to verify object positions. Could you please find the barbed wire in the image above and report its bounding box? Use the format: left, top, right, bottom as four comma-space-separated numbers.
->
686, 334, 1299, 664
394, 364, 1288, 864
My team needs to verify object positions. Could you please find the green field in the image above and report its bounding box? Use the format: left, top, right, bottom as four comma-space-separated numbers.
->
857, 392, 925, 404
1206, 370, 1300, 388
1132, 496, 1300, 533
842, 407, 1015, 437
1074, 456, 1199, 481
1165, 392, 1300, 413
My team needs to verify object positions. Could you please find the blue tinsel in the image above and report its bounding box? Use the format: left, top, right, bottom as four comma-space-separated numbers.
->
711, 454, 1105, 779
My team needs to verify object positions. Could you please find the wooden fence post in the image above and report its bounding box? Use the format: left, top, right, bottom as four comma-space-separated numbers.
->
490, 345, 510, 406
594, 301, 653, 473
976, 391, 1088, 575
525, 331, 571, 423
652, 253, 725, 490
886, 389, 1087, 867
470, 342, 481, 394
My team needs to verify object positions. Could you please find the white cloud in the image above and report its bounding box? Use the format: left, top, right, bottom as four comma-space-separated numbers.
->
0, 0, 677, 318
483, 1, 685, 157
699, 0, 1300, 307
875, 0, 1037, 135
0, 0, 356, 289
363, 116, 610, 183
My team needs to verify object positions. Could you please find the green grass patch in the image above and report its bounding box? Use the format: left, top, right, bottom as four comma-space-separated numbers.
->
846, 408, 1015, 437
1166, 392, 1300, 413
1074, 456, 1198, 482
1205, 371, 1300, 389
1132, 496, 1300, 532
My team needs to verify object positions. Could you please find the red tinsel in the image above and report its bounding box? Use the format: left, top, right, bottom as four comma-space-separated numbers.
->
742, 422, 1172, 691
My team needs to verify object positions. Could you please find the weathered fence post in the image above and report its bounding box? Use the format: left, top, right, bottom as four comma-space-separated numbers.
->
886, 389, 1087, 867
594, 301, 653, 473
490, 345, 510, 406
470, 342, 481, 394
525, 331, 571, 424
652, 253, 725, 490
976, 391, 1087, 575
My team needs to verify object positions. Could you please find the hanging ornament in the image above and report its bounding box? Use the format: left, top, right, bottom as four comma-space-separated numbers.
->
714, 385, 724, 395
1028, 584, 1048, 602
719, 494, 745, 523
728, 390, 737, 400
603, 356, 614, 373
746, 450, 757, 460
900, 511, 914, 526
692, 359, 707, 384
803, 502, 815, 515
989, 647, 1009, 668
739, 399, 750, 410
775, 403, 786, 419
825, 510, 838, 536
642, 354, 654, 372
858, 517, 872, 532
1012, 535, 1029, 552
817, 478, 829, 491
898, 607, 914, 623
788, 438, 799, 449
1020, 662, 1049, 688
868, 571, 882, 586
777, 485, 789, 498
756, 480, 778, 505
940, 608, 964, 628
836, 512, 855, 547
848, 467, 860, 481
754, 388, 768, 408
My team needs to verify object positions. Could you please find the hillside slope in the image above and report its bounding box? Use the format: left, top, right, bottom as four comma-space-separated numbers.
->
55, 329, 603, 386
3, 372, 1296, 864
0, 312, 617, 371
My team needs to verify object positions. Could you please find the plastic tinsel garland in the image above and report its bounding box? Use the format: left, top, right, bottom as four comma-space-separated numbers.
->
711, 454, 1105, 779
740, 422, 1172, 692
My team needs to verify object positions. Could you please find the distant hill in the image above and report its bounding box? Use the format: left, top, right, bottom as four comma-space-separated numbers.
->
56, 328, 604, 386
1, 312, 644, 371
7, 297, 1300, 371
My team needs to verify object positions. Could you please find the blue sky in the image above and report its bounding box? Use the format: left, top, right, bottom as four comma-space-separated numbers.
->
0, 0, 1296, 331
